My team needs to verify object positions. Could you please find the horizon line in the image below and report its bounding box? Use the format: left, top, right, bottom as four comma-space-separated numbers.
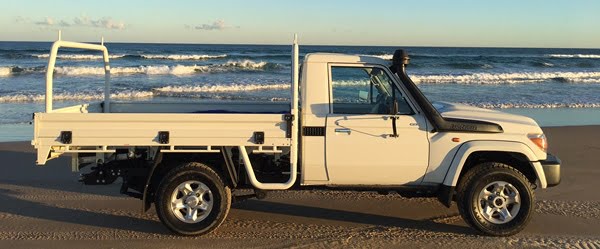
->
0, 39, 599, 50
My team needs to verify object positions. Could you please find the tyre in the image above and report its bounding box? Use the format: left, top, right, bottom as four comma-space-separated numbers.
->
155, 162, 231, 236
456, 162, 534, 236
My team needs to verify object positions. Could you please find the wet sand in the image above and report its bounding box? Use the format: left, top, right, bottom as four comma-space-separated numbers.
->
0, 126, 599, 248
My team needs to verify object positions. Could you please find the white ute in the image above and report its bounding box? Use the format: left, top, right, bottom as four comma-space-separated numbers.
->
32, 36, 561, 236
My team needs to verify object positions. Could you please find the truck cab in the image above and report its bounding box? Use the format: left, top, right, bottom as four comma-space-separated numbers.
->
300, 54, 429, 186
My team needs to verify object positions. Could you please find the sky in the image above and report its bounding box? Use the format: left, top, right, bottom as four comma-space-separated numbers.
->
1, 0, 599, 48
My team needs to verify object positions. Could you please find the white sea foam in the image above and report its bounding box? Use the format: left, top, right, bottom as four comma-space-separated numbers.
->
359, 54, 393, 60
222, 60, 269, 69
371, 54, 393, 60
469, 102, 600, 109
32, 53, 228, 60
141, 54, 227, 60
51, 60, 275, 76
54, 65, 210, 76
33, 54, 127, 60
412, 71, 600, 84
548, 54, 600, 59
2, 89, 599, 109
153, 83, 290, 94
0, 91, 154, 103
0, 67, 11, 76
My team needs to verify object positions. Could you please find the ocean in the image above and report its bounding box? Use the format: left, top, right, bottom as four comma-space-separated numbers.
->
1, 41, 599, 141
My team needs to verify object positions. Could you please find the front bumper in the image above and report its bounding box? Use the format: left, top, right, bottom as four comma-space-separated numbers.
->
541, 154, 561, 187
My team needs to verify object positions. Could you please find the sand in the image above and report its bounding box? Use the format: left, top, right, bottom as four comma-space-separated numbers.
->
0, 126, 599, 248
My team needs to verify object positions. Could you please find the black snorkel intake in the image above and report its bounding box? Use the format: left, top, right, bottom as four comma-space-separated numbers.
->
390, 49, 503, 133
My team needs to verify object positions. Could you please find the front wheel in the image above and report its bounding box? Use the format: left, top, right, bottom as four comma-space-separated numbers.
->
155, 162, 231, 236
456, 162, 534, 236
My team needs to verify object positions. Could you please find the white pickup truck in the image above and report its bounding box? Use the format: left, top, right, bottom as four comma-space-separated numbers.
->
32, 37, 561, 237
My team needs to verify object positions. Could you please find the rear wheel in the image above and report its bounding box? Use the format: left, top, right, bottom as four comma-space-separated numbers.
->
155, 162, 231, 236
456, 162, 534, 236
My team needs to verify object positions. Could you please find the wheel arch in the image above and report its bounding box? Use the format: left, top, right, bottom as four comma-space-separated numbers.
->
443, 141, 545, 188
437, 140, 547, 208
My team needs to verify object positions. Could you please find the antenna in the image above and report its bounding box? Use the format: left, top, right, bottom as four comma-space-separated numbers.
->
58, 30, 62, 41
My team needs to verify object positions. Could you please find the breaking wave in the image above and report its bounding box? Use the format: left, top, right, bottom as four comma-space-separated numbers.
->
32, 54, 128, 60
468, 102, 600, 109
152, 83, 290, 95
530, 61, 554, 68
445, 62, 493, 69
0, 67, 10, 76
0, 60, 281, 76
2, 90, 598, 109
548, 54, 600, 59
141, 54, 228, 60
367, 53, 600, 60
0, 83, 291, 102
370, 54, 393, 60
54, 65, 210, 75
0, 91, 154, 103
31, 53, 227, 60
0, 66, 45, 76
412, 71, 600, 84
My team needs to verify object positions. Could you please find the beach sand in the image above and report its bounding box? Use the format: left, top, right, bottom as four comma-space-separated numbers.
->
0, 126, 598, 248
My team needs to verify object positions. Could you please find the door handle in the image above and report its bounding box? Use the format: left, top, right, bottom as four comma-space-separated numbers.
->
335, 128, 351, 135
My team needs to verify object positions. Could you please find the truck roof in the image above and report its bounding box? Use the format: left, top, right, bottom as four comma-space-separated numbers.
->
304, 53, 389, 65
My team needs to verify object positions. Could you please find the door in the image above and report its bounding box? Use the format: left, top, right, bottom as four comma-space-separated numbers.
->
325, 65, 429, 185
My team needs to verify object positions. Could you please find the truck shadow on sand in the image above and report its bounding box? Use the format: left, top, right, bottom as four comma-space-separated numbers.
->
0, 148, 171, 235
234, 200, 476, 235
0, 147, 474, 237
0, 188, 170, 235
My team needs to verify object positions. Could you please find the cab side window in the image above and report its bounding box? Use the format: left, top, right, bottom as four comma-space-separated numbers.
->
330, 66, 412, 115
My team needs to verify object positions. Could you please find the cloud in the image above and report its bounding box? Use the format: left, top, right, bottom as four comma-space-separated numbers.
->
34, 17, 54, 26
189, 20, 237, 31
21, 15, 125, 30
73, 15, 90, 26
73, 15, 126, 30
58, 20, 71, 27
92, 17, 126, 30
14, 16, 30, 23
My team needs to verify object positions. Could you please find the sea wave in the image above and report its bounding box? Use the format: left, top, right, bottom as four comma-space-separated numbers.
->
31, 53, 228, 60
0, 66, 45, 76
153, 83, 290, 95
412, 71, 600, 84
469, 102, 600, 109
2, 90, 598, 109
0, 67, 10, 76
32, 54, 128, 60
0, 91, 154, 103
44, 60, 280, 76
530, 61, 554, 68
369, 53, 600, 60
548, 54, 600, 59
445, 62, 493, 69
0, 83, 289, 103
141, 54, 227, 60
370, 54, 393, 60
54, 65, 210, 75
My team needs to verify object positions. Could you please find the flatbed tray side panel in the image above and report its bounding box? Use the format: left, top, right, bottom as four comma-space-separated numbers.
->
34, 113, 290, 164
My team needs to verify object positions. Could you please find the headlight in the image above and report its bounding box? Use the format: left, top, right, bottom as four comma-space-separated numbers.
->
528, 133, 547, 152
